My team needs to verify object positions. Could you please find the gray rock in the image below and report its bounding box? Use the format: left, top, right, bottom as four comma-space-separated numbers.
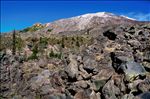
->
74, 89, 100, 99
78, 64, 92, 80
83, 55, 97, 72
120, 61, 146, 82
121, 94, 135, 99
138, 92, 150, 99
65, 54, 78, 79
91, 68, 114, 91
30, 70, 51, 90
144, 51, 150, 62
102, 79, 120, 99
127, 26, 135, 34
75, 80, 88, 89
137, 79, 150, 92
46, 94, 67, 99
40, 85, 52, 95
38, 58, 48, 68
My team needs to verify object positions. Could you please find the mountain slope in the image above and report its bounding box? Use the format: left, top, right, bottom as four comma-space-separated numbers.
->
43, 12, 139, 34
3, 12, 149, 36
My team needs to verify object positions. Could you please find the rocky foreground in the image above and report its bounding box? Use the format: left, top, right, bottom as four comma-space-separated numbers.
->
0, 23, 150, 99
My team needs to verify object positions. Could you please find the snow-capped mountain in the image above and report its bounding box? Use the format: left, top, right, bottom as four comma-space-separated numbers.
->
43, 12, 138, 34
16, 12, 149, 37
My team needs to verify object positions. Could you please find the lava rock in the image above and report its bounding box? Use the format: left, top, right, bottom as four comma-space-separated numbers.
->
102, 79, 120, 99
65, 54, 79, 79
119, 61, 146, 82
138, 92, 150, 99
91, 68, 115, 91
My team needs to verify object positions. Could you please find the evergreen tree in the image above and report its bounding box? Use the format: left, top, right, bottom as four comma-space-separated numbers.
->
12, 30, 16, 55
76, 41, 80, 47
49, 50, 54, 57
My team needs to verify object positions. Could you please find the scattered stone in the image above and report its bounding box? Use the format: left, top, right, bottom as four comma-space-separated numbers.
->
1, 22, 150, 99
137, 92, 150, 99
103, 31, 117, 40
65, 54, 79, 79
121, 94, 135, 99
83, 56, 97, 73
74, 89, 100, 99
91, 68, 114, 91
75, 80, 88, 89
119, 61, 146, 82
137, 79, 150, 92
102, 79, 121, 99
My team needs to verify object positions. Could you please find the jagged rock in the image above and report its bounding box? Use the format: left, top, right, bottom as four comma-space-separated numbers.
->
112, 74, 126, 92
65, 54, 79, 79
83, 56, 98, 72
75, 80, 88, 89
79, 71, 92, 80
133, 50, 144, 63
143, 51, 150, 62
74, 89, 100, 99
0, 51, 6, 61
77, 55, 83, 63
128, 79, 143, 93
44, 93, 67, 99
103, 30, 117, 40
119, 61, 147, 82
137, 92, 150, 99
12, 95, 22, 99
121, 94, 135, 99
78, 64, 92, 80
92, 80, 106, 91
50, 73, 64, 89
137, 79, 150, 92
40, 85, 52, 95
102, 79, 121, 99
142, 23, 150, 29
38, 58, 48, 68
127, 26, 135, 34
30, 70, 51, 90
91, 68, 114, 91
127, 40, 141, 49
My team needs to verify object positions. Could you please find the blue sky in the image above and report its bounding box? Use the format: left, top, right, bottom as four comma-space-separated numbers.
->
1, 1, 150, 32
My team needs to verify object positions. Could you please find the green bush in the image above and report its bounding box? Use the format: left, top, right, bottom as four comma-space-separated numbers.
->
49, 50, 62, 59
39, 37, 48, 48
16, 37, 25, 52
76, 41, 80, 47
0, 36, 12, 51
49, 50, 54, 57
47, 29, 53, 32
21, 24, 44, 32
28, 45, 38, 60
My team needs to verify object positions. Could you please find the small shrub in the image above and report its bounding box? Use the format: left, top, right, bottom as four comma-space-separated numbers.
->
39, 37, 48, 48
47, 29, 53, 32
49, 50, 62, 59
49, 50, 54, 57
76, 41, 80, 47
28, 45, 38, 60
21, 24, 44, 32
16, 37, 25, 53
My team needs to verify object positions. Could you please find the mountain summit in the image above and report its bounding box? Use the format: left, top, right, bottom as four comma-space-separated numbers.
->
43, 12, 138, 34
74, 12, 135, 20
